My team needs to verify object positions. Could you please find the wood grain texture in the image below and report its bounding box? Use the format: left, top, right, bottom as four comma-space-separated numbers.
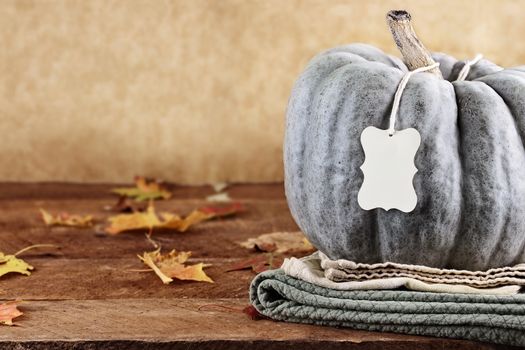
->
0, 183, 521, 349
0, 299, 518, 350
1, 0, 524, 184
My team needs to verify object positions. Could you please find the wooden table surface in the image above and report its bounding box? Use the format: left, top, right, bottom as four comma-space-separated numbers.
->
0, 182, 520, 350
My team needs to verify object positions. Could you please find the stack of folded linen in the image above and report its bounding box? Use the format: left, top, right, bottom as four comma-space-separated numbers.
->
250, 252, 525, 347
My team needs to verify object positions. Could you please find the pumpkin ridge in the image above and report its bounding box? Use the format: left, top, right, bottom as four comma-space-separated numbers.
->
285, 52, 361, 247
473, 75, 525, 266
285, 55, 348, 246
451, 81, 525, 269
508, 67, 525, 74
474, 79, 522, 141
303, 64, 358, 257
305, 62, 401, 263
453, 82, 499, 270
477, 71, 525, 150
470, 79, 525, 166
445, 85, 465, 269
376, 74, 459, 267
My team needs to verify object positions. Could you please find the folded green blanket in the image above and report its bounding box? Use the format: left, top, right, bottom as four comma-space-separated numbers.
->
250, 269, 525, 347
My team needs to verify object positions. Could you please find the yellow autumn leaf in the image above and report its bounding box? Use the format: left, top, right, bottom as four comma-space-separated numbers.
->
161, 210, 214, 232
0, 253, 33, 278
138, 249, 173, 284
112, 176, 172, 201
106, 202, 244, 234
0, 301, 23, 326
0, 244, 57, 279
40, 209, 93, 227
138, 249, 213, 284
157, 212, 184, 230
106, 205, 162, 234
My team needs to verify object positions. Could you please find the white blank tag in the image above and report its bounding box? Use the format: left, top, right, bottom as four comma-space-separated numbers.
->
357, 126, 420, 212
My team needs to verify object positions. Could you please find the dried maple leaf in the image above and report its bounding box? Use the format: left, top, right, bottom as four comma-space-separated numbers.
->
106, 202, 245, 234
163, 202, 245, 232
159, 210, 211, 232
226, 253, 284, 273
0, 301, 23, 326
111, 176, 172, 201
199, 202, 245, 217
106, 205, 162, 234
138, 248, 213, 284
0, 244, 57, 279
240, 231, 315, 255
0, 253, 33, 278
40, 209, 93, 227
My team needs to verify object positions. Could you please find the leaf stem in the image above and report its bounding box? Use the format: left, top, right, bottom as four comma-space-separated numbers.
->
14, 244, 59, 256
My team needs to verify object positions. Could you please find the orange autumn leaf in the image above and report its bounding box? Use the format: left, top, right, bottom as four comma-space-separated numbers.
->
240, 231, 315, 255
105, 205, 162, 234
199, 202, 245, 217
111, 176, 172, 201
138, 249, 213, 284
0, 301, 23, 326
106, 202, 245, 234
40, 209, 93, 228
159, 210, 213, 232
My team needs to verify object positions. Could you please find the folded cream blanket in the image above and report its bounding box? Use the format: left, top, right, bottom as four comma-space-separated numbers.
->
319, 252, 525, 287
282, 252, 523, 295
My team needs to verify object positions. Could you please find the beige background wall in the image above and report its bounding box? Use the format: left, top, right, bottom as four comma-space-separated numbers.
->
1, 0, 524, 184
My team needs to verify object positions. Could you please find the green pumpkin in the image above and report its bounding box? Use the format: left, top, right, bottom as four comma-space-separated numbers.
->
284, 43, 525, 270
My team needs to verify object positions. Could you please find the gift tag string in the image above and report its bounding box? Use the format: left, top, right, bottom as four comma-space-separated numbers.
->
388, 54, 483, 137
388, 63, 440, 136
456, 54, 483, 81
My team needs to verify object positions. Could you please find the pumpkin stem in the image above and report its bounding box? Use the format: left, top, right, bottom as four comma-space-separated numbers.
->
386, 10, 443, 78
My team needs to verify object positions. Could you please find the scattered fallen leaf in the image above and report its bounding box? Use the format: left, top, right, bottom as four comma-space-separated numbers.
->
240, 231, 315, 255
211, 182, 229, 193
226, 253, 284, 273
104, 196, 147, 213
40, 209, 93, 228
138, 248, 213, 284
159, 210, 211, 232
0, 244, 57, 279
0, 301, 23, 325
111, 176, 172, 201
0, 253, 33, 278
199, 202, 245, 217
106, 202, 245, 234
106, 205, 162, 234
206, 192, 232, 203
